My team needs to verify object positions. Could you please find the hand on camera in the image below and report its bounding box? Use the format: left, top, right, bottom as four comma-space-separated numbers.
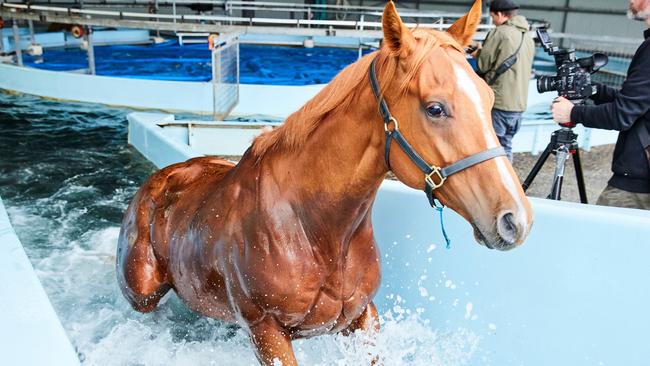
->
551, 97, 575, 127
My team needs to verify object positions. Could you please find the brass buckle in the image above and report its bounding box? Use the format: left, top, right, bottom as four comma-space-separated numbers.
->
425, 166, 446, 190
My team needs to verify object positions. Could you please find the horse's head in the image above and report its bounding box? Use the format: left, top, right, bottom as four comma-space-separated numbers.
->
376, 0, 533, 251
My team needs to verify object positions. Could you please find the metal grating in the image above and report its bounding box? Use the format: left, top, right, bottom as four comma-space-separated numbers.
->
211, 35, 239, 120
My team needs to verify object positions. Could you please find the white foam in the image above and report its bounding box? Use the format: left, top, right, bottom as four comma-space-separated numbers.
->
464, 303, 473, 320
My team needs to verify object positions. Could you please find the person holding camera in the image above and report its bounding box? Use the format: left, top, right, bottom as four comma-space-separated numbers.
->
552, 0, 650, 210
472, 0, 535, 162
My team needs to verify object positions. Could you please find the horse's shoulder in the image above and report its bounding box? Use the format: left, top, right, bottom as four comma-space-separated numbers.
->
144, 157, 236, 204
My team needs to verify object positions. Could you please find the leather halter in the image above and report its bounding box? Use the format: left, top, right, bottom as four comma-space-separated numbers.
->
369, 57, 507, 207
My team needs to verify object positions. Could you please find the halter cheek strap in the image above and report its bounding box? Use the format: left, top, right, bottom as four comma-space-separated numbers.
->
369, 57, 507, 207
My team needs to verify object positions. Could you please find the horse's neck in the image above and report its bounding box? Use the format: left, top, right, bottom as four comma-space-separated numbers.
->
262, 92, 387, 244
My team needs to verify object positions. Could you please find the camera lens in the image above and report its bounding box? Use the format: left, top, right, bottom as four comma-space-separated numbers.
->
537, 76, 557, 93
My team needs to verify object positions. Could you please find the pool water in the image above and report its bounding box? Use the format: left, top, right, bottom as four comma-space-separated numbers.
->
23, 41, 372, 85
22, 40, 631, 90
0, 91, 481, 365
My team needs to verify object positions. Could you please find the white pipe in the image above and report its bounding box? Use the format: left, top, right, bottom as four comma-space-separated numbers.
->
172, 0, 176, 26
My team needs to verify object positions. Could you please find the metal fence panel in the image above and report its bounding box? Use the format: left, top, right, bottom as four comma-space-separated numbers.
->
211, 36, 239, 120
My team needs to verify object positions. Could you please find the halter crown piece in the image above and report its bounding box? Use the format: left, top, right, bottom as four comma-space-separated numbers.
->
368, 57, 507, 208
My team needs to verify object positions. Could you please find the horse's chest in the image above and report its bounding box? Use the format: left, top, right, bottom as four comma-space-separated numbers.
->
290, 256, 381, 336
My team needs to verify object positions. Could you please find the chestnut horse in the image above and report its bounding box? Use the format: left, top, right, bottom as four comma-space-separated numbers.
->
117, 1, 533, 364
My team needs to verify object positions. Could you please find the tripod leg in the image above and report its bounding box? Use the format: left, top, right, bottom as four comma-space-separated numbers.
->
549, 146, 570, 200
572, 149, 588, 204
522, 142, 554, 192
550, 175, 564, 200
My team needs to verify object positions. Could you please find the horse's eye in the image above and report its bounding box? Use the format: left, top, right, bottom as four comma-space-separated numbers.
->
426, 103, 447, 119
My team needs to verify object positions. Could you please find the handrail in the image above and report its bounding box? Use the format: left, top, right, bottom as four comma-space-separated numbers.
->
0, 2, 495, 32
3, 0, 485, 19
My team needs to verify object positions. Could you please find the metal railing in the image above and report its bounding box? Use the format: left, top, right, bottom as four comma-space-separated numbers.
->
0, 1, 497, 38
2, 0, 481, 19
211, 33, 239, 120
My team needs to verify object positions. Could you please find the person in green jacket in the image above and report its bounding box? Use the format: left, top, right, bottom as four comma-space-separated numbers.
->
472, 0, 535, 161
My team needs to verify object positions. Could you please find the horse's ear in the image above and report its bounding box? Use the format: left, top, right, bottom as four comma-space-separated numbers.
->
382, 1, 416, 57
446, 0, 482, 47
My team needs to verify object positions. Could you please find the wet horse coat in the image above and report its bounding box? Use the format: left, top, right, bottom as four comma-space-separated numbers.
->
117, 1, 533, 364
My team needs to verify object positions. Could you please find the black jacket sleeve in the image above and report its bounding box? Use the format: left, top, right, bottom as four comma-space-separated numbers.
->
590, 83, 619, 105
571, 42, 650, 131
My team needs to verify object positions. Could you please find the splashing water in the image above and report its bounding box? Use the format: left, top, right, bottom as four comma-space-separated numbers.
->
0, 92, 480, 365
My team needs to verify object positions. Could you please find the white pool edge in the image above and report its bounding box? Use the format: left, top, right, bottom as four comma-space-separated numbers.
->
0, 196, 80, 365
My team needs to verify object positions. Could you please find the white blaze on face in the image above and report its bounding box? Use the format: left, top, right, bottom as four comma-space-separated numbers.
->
452, 64, 499, 149
452, 63, 529, 230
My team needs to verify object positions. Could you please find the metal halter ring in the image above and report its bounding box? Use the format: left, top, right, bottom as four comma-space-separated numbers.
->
384, 117, 399, 133
425, 166, 447, 190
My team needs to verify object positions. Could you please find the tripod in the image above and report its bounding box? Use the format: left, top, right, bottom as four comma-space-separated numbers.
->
522, 127, 588, 203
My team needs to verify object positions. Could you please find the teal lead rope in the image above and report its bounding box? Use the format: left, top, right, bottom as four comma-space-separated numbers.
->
436, 206, 452, 249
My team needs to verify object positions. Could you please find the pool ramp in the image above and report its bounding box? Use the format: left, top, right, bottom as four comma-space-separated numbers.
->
0, 197, 80, 365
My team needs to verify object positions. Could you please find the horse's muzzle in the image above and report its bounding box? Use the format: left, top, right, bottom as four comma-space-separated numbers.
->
472, 210, 527, 251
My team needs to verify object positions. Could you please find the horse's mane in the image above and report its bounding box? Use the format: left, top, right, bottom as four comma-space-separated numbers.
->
251, 30, 462, 159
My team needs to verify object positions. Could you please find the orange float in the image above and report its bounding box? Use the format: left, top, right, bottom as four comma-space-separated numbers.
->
70, 25, 85, 38
207, 33, 220, 50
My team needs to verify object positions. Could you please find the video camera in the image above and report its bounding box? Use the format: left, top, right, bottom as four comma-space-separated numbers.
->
522, 28, 609, 203
536, 28, 609, 101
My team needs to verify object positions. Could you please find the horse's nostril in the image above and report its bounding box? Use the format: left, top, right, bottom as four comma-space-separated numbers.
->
497, 212, 518, 244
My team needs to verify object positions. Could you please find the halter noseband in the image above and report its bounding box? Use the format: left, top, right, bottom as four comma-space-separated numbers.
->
368, 57, 507, 208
